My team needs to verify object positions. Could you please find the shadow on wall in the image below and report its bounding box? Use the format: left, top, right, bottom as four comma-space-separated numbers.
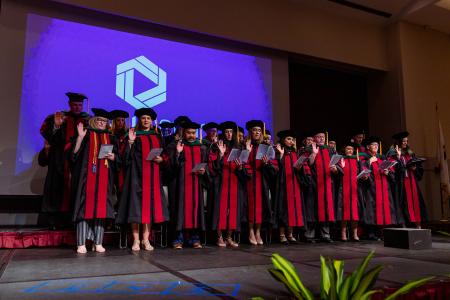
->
0, 147, 46, 195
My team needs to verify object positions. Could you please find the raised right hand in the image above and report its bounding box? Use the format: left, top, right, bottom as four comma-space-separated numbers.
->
77, 122, 87, 138
312, 142, 319, 154
128, 128, 136, 142
176, 140, 184, 153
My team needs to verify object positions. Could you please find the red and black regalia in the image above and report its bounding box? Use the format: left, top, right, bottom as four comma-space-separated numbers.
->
40, 92, 89, 214
210, 122, 248, 232
336, 152, 366, 222
117, 129, 170, 225
167, 137, 209, 232
245, 120, 279, 226
70, 127, 117, 223
361, 152, 399, 226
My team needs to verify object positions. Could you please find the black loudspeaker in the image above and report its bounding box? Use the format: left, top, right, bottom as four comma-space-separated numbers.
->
383, 228, 432, 250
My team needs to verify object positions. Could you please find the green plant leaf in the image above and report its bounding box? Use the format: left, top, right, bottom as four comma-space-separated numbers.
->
320, 256, 331, 299
350, 250, 375, 295
272, 254, 314, 300
329, 259, 338, 300
384, 276, 434, 300
351, 265, 383, 300
268, 268, 303, 299
251, 297, 265, 300
333, 259, 344, 293
359, 290, 382, 300
338, 276, 352, 300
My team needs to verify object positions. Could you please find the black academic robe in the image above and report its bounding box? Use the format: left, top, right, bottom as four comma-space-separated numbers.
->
275, 148, 306, 228
113, 129, 127, 196
70, 129, 117, 222
336, 156, 366, 222
40, 111, 89, 213
167, 140, 209, 231
245, 142, 278, 225
393, 152, 427, 223
306, 146, 338, 223
361, 154, 399, 226
210, 140, 248, 231
117, 131, 170, 225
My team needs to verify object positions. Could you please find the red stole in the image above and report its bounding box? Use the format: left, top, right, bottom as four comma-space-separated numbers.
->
342, 158, 359, 221
284, 151, 304, 227
140, 134, 164, 224
315, 148, 335, 222
247, 145, 263, 224
85, 131, 110, 219
372, 160, 392, 225
403, 155, 421, 222
218, 149, 239, 230
183, 145, 202, 229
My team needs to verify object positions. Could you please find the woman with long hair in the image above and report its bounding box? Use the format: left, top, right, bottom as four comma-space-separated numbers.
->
117, 108, 169, 251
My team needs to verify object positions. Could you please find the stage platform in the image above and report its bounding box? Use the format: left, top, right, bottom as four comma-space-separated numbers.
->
1, 237, 450, 299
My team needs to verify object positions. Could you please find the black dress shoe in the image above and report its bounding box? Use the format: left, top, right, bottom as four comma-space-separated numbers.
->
321, 238, 334, 243
306, 238, 316, 244
280, 240, 289, 245
287, 238, 299, 245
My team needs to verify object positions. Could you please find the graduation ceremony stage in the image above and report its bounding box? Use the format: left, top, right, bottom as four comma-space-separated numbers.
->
1, 236, 450, 299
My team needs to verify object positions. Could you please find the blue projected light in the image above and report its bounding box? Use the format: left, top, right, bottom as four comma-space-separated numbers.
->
116, 55, 167, 109
16, 14, 272, 175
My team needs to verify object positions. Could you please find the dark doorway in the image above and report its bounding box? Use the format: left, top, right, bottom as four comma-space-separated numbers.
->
289, 63, 368, 152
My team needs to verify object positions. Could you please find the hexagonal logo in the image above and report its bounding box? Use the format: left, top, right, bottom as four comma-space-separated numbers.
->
115, 55, 167, 109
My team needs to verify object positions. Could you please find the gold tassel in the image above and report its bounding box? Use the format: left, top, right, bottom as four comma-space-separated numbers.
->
326, 130, 329, 145
357, 148, 360, 161
379, 141, 382, 154
200, 126, 203, 143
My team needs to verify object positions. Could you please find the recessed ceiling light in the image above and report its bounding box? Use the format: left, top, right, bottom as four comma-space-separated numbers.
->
435, 0, 450, 11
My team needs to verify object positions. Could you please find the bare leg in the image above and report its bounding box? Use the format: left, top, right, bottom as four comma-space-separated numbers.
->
341, 221, 348, 241
255, 224, 263, 245
248, 223, 257, 245
217, 230, 225, 247
142, 224, 154, 251
351, 221, 359, 240
279, 226, 287, 244
131, 223, 140, 251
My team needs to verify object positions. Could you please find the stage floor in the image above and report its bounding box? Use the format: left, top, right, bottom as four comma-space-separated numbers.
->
1, 238, 450, 299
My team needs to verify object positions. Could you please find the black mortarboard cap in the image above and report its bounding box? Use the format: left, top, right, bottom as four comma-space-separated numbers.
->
203, 122, 219, 131
174, 116, 191, 126
277, 129, 297, 140
134, 108, 157, 119
245, 120, 264, 130
392, 131, 409, 141
66, 92, 87, 102
363, 135, 382, 146
91, 108, 110, 119
159, 122, 175, 129
181, 121, 201, 129
110, 110, 129, 119
219, 121, 237, 131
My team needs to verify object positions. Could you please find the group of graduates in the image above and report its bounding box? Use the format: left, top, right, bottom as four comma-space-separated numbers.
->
39, 92, 427, 254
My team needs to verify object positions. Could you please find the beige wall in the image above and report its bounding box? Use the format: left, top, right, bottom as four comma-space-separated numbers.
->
397, 21, 450, 220
53, 0, 388, 70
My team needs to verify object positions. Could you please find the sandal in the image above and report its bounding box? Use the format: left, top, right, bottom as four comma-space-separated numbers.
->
217, 236, 226, 247
142, 240, 154, 251
226, 237, 239, 248
280, 235, 289, 245
132, 240, 141, 251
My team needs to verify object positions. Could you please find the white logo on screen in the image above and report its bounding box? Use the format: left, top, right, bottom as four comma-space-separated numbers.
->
115, 56, 167, 108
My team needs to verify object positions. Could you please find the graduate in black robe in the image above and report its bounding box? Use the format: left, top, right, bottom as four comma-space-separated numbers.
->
117, 108, 170, 251
70, 109, 118, 253
201, 122, 220, 231
109, 110, 129, 203
275, 130, 306, 245
335, 142, 368, 241
350, 129, 367, 154
167, 121, 209, 249
244, 120, 278, 245
39, 92, 89, 227
388, 131, 427, 228
304, 128, 339, 243
210, 121, 248, 247
361, 136, 399, 239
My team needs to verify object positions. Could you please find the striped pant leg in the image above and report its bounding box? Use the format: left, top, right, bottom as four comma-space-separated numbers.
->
93, 219, 105, 245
